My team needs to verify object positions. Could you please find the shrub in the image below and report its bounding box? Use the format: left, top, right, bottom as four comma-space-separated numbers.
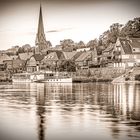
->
135, 74, 140, 81
125, 77, 130, 81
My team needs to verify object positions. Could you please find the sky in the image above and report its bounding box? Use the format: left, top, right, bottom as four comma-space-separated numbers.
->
0, 0, 140, 50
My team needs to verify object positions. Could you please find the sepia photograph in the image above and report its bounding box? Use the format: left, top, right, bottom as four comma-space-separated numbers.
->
0, 0, 140, 140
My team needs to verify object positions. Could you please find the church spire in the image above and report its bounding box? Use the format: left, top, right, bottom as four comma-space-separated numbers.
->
35, 3, 47, 54
38, 4, 45, 36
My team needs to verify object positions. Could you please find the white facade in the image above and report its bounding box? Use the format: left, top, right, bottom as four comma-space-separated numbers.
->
76, 48, 90, 52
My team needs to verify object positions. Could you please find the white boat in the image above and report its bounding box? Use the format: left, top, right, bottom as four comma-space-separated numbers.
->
38, 71, 72, 83
12, 72, 44, 83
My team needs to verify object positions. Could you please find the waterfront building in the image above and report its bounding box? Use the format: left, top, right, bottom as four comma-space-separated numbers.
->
41, 52, 59, 71
88, 47, 99, 67
9, 55, 18, 60
75, 51, 92, 69
4, 58, 26, 73
0, 53, 12, 71
101, 43, 115, 67
26, 54, 44, 72
114, 37, 140, 68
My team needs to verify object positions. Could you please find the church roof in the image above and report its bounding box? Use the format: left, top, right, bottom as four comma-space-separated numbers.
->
37, 5, 45, 36
35, 4, 47, 51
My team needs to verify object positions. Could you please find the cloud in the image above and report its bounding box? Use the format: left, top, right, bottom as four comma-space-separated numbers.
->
46, 27, 74, 33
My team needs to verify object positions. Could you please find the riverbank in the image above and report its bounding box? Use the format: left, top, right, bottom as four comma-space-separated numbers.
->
1, 67, 139, 83
0, 81, 12, 85
73, 77, 112, 82
72, 67, 127, 83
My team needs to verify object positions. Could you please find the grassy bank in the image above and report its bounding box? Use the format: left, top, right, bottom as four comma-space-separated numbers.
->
0, 81, 12, 85
73, 76, 112, 83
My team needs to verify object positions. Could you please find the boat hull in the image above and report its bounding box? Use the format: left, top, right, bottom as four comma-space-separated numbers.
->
12, 73, 44, 83
38, 78, 72, 83
12, 79, 33, 83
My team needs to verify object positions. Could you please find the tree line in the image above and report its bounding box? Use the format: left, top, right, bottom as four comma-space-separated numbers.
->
5, 17, 140, 55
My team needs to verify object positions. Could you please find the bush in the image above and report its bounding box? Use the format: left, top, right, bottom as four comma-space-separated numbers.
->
125, 77, 130, 81
135, 74, 140, 81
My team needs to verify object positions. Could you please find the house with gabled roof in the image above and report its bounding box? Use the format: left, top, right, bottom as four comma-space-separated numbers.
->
75, 51, 92, 69
26, 54, 44, 72
60, 51, 78, 61
88, 47, 99, 68
41, 52, 60, 71
5, 59, 26, 73
0, 53, 12, 71
9, 55, 18, 60
113, 37, 140, 68
100, 43, 115, 67
0, 53, 12, 64
130, 38, 140, 54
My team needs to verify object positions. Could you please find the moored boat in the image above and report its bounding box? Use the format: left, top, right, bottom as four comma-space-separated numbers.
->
37, 71, 72, 83
12, 72, 44, 83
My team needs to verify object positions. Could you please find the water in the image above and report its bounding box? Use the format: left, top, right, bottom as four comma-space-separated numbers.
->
0, 82, 140, 140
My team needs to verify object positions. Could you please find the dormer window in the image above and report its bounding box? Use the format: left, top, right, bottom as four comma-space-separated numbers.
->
118, 47, 121, 51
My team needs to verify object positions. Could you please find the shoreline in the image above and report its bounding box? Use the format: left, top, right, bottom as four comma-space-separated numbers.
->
0, 81, 12, 85
73, 77, 112, 83
1, 79, 140, 84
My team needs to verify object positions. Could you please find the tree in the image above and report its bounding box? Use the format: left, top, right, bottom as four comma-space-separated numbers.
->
58, 60, 76, 72
108, 23, 123, 43
86, 39, 98, 50
121, 17, 140, 37
60, 39, 75, 51
46, 41, 52, 48
77, 41, 85, 49
18, 47, 24, 53
22, 44, 31, 52
98, 23, 123, 49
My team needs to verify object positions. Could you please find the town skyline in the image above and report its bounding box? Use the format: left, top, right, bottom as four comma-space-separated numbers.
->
0, 0, 140, 50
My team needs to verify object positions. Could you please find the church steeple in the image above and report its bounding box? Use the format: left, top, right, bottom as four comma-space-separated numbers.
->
35, 3, 47, 54
38, 4, 45, 37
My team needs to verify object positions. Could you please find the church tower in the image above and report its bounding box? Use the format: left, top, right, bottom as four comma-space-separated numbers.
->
35, 4, 47, 54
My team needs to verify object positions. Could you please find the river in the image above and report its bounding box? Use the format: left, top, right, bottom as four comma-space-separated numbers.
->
0, 82, 140, 140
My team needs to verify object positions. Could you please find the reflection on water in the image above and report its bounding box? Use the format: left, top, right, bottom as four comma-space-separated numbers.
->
0, 83, 140, 140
